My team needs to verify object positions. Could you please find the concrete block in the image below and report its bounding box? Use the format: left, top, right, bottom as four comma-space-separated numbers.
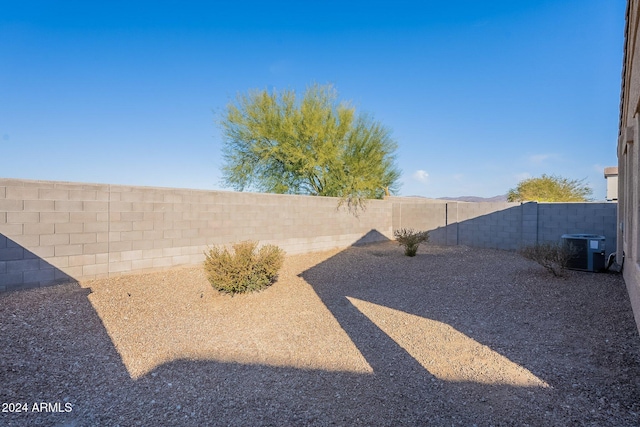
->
121, 250, 143, 261
154, 203, 173, 212
55, 222, 84, 234
53, 182, 88, 191
152, 257, 173, 268
132, 220, 154, 231
0, 212, 5, 224
121, 231, 143, 241
96, 253, 109, 264
12, 235, 42, 248
54, 200, 84, 212
163, 229, 182, 239
143, 248, 163, 259
22, 223, 55, 235
55, 244, 83, 256
109, 251, 124, 262
153, 239, 172, 249
190, 237, 208, 246
84, 242, 109, 254
39, 188, 69, 200
110, 201, 133, 212
23, 269, 55, 283
110, 222, 133, 232
163, 211, 184, 221
0, 199, 23, 211
0, 186, 5, 199
70, 233, 97, 245
162, 247, 182, 257
6, 186, 39, 200
109, 241, 132, 252
115, 191, 140, 203
69, 254, 96, 267
40, 234, 70, 246
132, 240, 155, 250
171, 255, 191, 265
189, 254, 205, 264
4, 212, 38, 224
58, 266, 82, 279
131, 202, 154, 212
172, 202, 190, 212
6, 259, 40, 273
84, 222, 109, 233
121, 212, 144, 221
154, 220, 174, 230
0, 273, 24, 287
25, 246, 54, 258
182, 228, 200, 239
68, 189, 97, 201
142, 230, 164, 240
83, 263, 109, 276
40, 212, 69, 223
69, 212, 97, 223
144, 212, 164, 221
43, 256, 69, 269
83, 201, 109, 212
182, 246, 202, 255
0, 223, 23, 236
109, 261, 132, 273
131, 258, 154, 270
164, 193, 183, 203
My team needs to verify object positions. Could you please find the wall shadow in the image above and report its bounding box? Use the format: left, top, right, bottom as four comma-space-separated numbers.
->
425, 204, 617, 255
1, 272, 560, 426
0, 234, 76, 292
427, 205, 524, 250
299, 240, 640, 425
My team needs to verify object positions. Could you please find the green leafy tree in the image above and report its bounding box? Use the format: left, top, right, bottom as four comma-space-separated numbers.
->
219, 84, 401, 212
507, 174, 593, 202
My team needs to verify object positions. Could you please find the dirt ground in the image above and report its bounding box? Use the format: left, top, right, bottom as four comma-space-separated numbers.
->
2, 241, 640, 426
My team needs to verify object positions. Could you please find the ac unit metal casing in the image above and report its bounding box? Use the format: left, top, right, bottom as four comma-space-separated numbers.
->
561, 234, 606, 272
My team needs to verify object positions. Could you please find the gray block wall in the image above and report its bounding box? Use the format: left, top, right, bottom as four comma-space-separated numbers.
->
0, 178, 392, 292
388, 197, 617, 254
1, 179, 618, 293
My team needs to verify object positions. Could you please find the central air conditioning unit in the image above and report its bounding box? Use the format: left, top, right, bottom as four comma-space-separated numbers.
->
561, 234, 606, 272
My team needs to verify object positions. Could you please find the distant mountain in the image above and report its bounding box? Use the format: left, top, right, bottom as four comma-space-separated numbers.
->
437, 195, 509, 203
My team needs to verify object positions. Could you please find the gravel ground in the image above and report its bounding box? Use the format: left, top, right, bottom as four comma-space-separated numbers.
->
1, 241, 640, 426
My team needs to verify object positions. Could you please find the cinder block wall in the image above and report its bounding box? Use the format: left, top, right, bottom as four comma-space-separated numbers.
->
455, 202, 523, 250
0, 179, 618, 292
537, 203, 617, 254
388, 197, 617, 254
0, 178, 392, 292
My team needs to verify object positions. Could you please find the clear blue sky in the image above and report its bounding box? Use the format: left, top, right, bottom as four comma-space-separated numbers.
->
1, 0, 625, 200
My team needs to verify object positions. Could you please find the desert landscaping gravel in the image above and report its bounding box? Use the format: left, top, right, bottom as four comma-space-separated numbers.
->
2, 241, 640, 426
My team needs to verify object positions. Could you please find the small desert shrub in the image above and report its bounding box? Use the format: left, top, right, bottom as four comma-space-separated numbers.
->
520, 242, 576, 277
394, 228, 429, 257
204, 241, 285, 294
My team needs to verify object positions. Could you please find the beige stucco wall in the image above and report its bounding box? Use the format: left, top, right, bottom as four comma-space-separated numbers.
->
618, 0, 640, 333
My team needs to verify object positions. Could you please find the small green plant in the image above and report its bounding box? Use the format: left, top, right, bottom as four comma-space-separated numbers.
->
394, 228, 429, 257
520, 242, 576, 277
204, 241, 285, 294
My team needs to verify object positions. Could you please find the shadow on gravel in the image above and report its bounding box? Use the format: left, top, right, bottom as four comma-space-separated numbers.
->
300, 242, 640, 425
1, 280, 550, 426
2, 243, 640, 426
